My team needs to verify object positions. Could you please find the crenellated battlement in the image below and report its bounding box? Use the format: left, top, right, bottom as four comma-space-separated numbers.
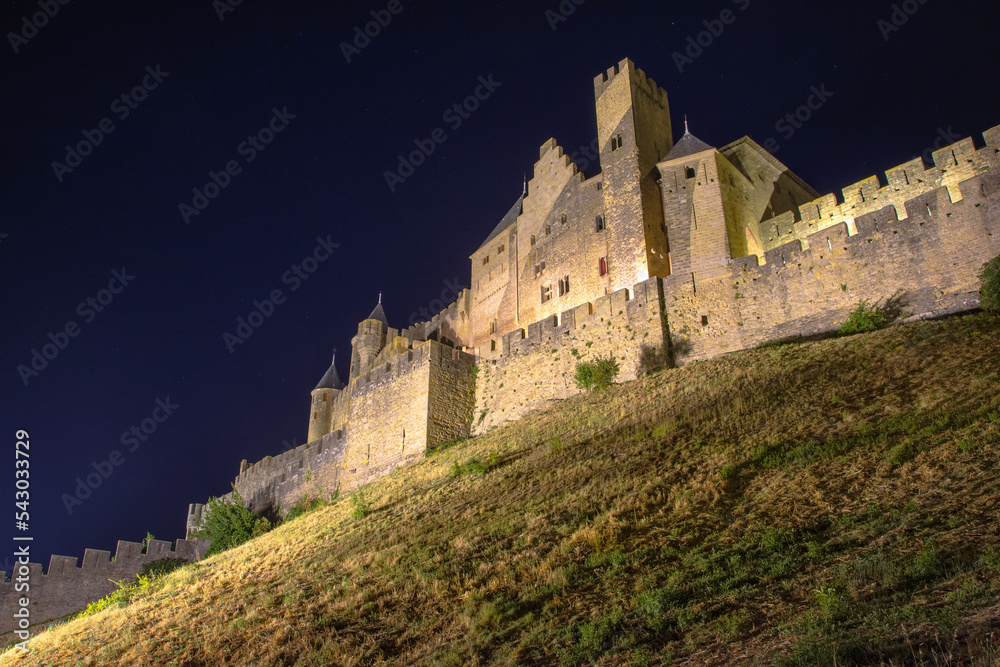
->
0, 537, 203, 634
351, 340, 432, 394
0, 538, 202, 587
666, 165, 1000, 364
593, 57, 670, 105
236, 428, 347, 486
728, 170, 998, 277
479, 279, 658, 362
473, 277, 667, 433
757, 125, 1000, 254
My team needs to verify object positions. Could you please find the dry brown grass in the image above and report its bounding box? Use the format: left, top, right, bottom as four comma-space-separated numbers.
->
3, 313, 1000, 666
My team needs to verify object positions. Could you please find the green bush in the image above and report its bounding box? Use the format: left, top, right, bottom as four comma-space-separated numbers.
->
574, 355, 620, 390
194, 487, 272, 557
980, 254, 1000, 312
351, 491, 370, 519
838, 299, 889, 336
75, 574, 153, 619
140, 557, 186, 579
284, 494, 329, 522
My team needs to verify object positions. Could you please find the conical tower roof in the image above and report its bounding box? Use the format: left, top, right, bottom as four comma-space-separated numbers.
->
366, 293, 389, 329
663, 118, 715, 162
314, 351, 345, 391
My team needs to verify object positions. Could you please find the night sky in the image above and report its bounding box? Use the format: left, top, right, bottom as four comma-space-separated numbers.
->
2, 0, 999, 574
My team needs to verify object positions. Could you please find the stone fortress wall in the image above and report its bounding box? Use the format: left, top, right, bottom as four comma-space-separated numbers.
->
0, 538, 204, 635
756, 127, 1000, 252
7, 57, 999, 636
473, 278, 667, 433
665, 130, 1000, 363
190, 338, 477, 523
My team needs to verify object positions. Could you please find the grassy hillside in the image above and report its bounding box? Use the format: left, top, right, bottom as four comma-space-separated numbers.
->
4, 313, 1000, 666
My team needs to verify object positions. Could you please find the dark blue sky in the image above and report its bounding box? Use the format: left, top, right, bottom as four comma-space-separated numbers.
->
2, 0, 998, 572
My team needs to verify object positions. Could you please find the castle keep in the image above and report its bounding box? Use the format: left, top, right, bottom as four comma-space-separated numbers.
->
5, 57, 998, 634
189, 57, 1000, 525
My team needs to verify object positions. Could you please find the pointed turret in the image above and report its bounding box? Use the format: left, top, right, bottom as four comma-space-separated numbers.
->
308, 349, 345, 444
366, 293, 389, 329
314, 350, 345, 390
663, 119, 715, 162
350, 296, 389, 379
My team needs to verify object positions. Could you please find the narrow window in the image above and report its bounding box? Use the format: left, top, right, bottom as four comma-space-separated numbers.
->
314, 412, 319, 419
483, 256, 489, 265
859, 188, 865, 203
541, 283, 552, 303
685, 167, 696, 179
701, 315, 709, 326
560, 214, 567, 225
530, 234, 536, 246
597, 182, 602, 191
599, 257, 608, 276
498, 244, 504, 254
323, 393, 328, 401
596, 215, 605, 232
558, 278, 565, 297
563, 275, 570, 295
545, 224, 552, 236
490, 340, 497, 351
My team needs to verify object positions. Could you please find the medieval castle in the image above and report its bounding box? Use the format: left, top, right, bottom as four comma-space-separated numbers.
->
4, 57, 999, 634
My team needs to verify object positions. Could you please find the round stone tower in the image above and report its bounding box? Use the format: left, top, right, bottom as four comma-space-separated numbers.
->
350, 296, 388, 379
307, 351, 345, 444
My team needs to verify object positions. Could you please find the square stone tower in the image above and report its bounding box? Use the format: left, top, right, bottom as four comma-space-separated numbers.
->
595, 58, 675, 289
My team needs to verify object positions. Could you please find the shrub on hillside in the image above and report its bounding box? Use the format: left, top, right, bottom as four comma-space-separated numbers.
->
637, 343, 671, 376
140, 557, 186, 579
195, 487, 272, 557
980, 254, 1000, 312
838, 299, 889, 336
575, 355, 620, 390
283, 495, 327, 522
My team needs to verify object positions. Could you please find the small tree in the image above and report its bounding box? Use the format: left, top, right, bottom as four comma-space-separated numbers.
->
575, 355, 620, 390
838, 299, 888, 336
980, 254, 1000, 313
195, 486, 271, 557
